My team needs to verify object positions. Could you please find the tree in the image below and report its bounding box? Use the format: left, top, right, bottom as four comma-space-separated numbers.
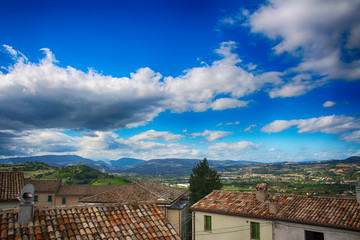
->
189, 158, 223, 204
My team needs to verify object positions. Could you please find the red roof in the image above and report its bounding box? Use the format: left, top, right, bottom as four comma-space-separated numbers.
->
0, 203, 181, 239
191, 190, 360, 232
80, 181, 186, 205
25, 180, 61, 193
0, 172, 25, 202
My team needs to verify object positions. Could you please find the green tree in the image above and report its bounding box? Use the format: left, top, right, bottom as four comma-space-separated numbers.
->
189, 158, 223, 204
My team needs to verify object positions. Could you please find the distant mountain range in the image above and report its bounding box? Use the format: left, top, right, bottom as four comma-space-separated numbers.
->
1, 155, 359, 176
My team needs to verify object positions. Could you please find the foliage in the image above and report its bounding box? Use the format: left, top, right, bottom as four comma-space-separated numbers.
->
189, 158, 223, 204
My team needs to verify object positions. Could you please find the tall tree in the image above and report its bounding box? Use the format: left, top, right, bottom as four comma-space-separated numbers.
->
189, 158, 223, 204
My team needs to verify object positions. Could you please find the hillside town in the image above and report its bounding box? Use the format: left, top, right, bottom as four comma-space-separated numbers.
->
1, 168, 360, 240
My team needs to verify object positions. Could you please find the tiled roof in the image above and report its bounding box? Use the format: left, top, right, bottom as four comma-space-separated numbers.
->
0, 203, 181, 240
80, 181, 186, 205
25, 180, 61, 193
191, 190, 360, 232
0, 172, 25, 202
56, 185, 120, 197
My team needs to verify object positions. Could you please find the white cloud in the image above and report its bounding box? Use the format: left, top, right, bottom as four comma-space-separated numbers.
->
339, 130, 360, 143
323, 101, 336, 108
164, 41, 280, 112
244, 124, 256, 132
129, 130, 184, 142
262, 115, 360, 143
249, 0, 360, 83
211, 98, 248, 110
192, 130, 232, 142
0, 43, 281, 131
208, 141, 261, 151
261, 120, 298, 133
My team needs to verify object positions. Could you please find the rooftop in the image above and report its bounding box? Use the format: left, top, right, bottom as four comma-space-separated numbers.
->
25, 180, 61, 193
56, 185, 120, 197
0, 203, 181, 239
0, 172, 25, 202
80, 181, 186, 205
191, 190, 360, 232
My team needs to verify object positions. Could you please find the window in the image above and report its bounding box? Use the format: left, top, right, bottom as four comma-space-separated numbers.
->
251, 222, 260, 240
48, 195, 52, 202
34, 195, 38, 202
204, 215, 212, 231
62, 197, 66, 204
305, 230, 324, 240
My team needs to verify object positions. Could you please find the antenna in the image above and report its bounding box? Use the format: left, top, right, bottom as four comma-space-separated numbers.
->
18, 184, 35, 224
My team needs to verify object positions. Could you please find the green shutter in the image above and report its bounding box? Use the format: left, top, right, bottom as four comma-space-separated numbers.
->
251, 222, 260, 240
205, 215, 212, 231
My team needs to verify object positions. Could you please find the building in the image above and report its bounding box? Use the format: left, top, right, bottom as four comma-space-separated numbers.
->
80, 181, 189, 239
0, 172, 25, 209
55, 185, 119, 206
25, 180, 61, 208
0, 202, 181, 239
191, 184, 360, 240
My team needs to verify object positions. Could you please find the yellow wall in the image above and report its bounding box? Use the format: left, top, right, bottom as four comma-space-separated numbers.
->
34, 193, 55, 208
193, 211, 273, 240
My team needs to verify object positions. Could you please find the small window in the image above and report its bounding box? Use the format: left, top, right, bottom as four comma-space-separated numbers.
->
34, 195, 38, 202
251, 222, 260, 240
204, 215, 212, 231
305, 230, 324, 240
48, 195, 52, 202
62, 197, 66, 204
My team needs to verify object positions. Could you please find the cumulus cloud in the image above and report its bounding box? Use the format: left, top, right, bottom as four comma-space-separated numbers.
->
164, 41, 281, 112
192, 130, 232, 142
129, 130, 184, 142
0, 129, 78, 156
262, 115, 360, 143
323, 101, 336, 108
0, 47, 167, 130
0, 43, 280, 132
211, 98, 248, 110
248, 0, 360, 92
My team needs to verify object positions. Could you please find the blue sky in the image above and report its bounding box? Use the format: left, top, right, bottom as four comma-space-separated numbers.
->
0, 0, 359, 162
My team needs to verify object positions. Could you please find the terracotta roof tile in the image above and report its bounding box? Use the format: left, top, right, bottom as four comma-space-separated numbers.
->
24, 180, 61, 194
80, 181, 186, 205
0, 172, 25, 202
56, 185, 119, 197
191, 190, 360, 232
0, 203, 180, 240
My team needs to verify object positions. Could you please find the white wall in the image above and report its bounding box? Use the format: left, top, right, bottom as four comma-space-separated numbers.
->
193, 211, 273, 240
274, 221, 360, 240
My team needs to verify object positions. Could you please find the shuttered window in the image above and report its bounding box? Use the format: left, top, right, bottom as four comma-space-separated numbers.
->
204, 215, 212, 231
251, 222, 260, 240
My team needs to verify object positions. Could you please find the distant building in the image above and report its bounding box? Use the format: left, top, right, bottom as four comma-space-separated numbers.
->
25, 179, 61, 208
191, 183, 360, 240
55, 185, 119, 206
80, 181, 189, 239
0, 202, 181, 239
0, 172, 25, 209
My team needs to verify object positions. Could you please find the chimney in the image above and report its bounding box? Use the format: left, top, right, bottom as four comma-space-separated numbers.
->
255, 183, 268, 202
268, 194, 279, 214
356, 185, 360, 203
18, 184, 35, 225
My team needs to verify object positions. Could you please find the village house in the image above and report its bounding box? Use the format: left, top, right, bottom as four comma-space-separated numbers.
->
0, 202, 181, 239
191, 183, 360, 240
0, 172, 25, 210
79, 181, 189, 240
55, 185, 119, 206
25, 180, 61, 208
